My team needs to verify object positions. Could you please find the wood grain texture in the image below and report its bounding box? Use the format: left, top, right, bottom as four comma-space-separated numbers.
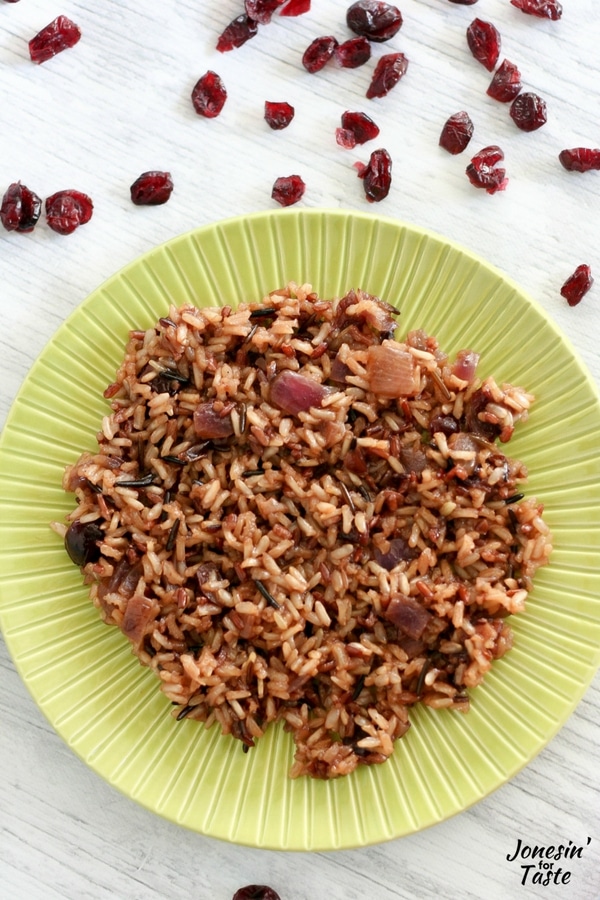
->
1, 0, 599, 897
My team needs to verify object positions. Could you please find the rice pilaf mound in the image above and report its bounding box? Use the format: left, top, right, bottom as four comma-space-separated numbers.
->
57, 283, 552, 778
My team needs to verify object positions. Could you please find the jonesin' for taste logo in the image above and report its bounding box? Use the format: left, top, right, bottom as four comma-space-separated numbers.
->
506, 836, 592, 887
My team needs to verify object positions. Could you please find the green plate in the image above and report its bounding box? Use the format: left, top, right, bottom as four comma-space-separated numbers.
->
1, 209, 599, 850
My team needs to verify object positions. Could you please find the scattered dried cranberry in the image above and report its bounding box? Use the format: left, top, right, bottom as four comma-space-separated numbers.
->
191, 71, 227, 118
560, 265, 593, 307
0, 182, 42, 233
346, 2, 403, 43
439, 111, 474, 155
366, 52, 408, 99
466, 19, 500, 72
245, 0, 285, 24
487, 59, 522, 103
336, 110, 380, 148
271, 175, 306, 206
217, 14, 258, 52
335, 36, 371, 68
302, 35, 338, 72
509, 92, 547, 131
466, 145, 508, 194
447, 0, 479, 4
45, 190, 93, 235
558, 148, 600, 173
510, 0, 562, 20
355, 147, 392, 201
279, 0, 311, 15
232, 887, 281, 900
28, 15, 81, 64
264, 101, 295, 129
130, 171, 174, 206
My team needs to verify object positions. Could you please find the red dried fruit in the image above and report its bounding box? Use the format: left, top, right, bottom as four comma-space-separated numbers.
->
509, 92, 547, 131
130, 171, 174, 206
355, 147, 392, 202
336, 110, 380, 148
439, 111, 474, 155
466, 145, 508, 194
45, 190, 93, 235
191, 71, 227, 118
232, 887, 281, 900
217, 14, 258, 52
560, 265, 593, 307
271, 175, 306, 206
264, 101, 295, 130
279, 0, 311, 15
346, 2, 403, 43
0, 182, 42, 233
245, 0, 285, 24
466, 19, 500, 72
447, 1, 479, 4
302, 35, 338, 72
487, 59, 522, 103
366, 52, 408, 99
28, 15, 81, 64
558, 148, 600, 173
335, 36, 371, 68
510, 0, 562, 20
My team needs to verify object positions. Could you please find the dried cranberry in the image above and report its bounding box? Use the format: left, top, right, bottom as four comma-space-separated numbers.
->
45, 190, 93, 234
264, 101, 295, 129
439, 111, 474, 155
336, 110, 380, 148
509, 92, 547, 131
245, 0, 285, 24
191, 71, 227, 118
366, 52, 408, 99
447, 0, 479, 4
232, 887, 281, 900
335, 36, 371, 68
465, 145, 508, 194
217, 14, 258, 52
466, 19, 500, 72
558, 148, 600, 173
487, 59, 522, 103
130, 171, 174, 206
279, 0, 311, 15
64, 520, 104, 568
271, 175, 306, 206
560, 265, 593, 307
302, 35, 338, 73
356, 147, 392, 202
28, 15, 81, 64
346, 2, 403, 43
510, 0, 562, 20
0, 182, 42, 233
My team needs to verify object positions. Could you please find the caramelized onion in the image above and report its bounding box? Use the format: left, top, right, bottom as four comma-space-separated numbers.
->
452, 349, 480, 382
122, 593, 158, 645
193, 402, 234, 439
384, 594, 432, 639
270, 370, 331, 415
366, 340, 416, 398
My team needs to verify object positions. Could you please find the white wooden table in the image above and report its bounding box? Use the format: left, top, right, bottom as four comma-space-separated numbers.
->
1, 1, 599, 898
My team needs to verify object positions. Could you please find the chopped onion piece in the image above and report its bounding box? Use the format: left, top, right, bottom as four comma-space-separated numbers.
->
452, 349, 480, 382
193, 402, 234, 439
366, 340, 417, 398
270, 369, 330, 415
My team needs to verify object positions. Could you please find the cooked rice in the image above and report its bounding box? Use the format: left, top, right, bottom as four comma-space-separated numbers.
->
56, 283, 552, 778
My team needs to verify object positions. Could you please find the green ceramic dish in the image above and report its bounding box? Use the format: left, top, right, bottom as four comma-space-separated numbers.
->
1, 209, 599, 850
